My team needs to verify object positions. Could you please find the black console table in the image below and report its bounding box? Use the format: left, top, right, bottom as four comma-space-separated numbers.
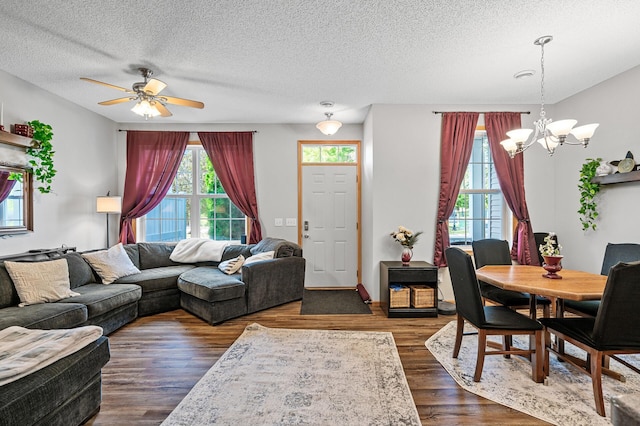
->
380, 261, 438, 318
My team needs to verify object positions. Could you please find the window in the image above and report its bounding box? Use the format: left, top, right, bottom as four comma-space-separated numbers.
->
301, 144, 357, 163
139, 146, 246, 242
448, 130, 511, 245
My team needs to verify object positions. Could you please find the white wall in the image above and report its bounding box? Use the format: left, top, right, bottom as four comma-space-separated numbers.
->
549, 65, 640, 273
0, 70, 118, 255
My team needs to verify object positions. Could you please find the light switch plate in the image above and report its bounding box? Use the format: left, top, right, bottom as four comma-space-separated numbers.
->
274, 218, 283, 227
285, 218, 297, 226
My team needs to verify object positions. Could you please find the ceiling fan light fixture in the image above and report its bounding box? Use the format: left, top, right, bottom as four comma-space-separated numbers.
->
131, 98, 161, 118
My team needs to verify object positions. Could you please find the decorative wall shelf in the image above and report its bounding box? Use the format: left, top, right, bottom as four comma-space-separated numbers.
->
591, 170, 640, 185
0, 130, 33, 148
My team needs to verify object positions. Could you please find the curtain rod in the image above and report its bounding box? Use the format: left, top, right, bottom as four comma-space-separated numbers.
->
432, 111, 530, 115
117, 129, 259, 133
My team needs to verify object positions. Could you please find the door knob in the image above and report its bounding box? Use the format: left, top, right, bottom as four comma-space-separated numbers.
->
304, 234, 310, 238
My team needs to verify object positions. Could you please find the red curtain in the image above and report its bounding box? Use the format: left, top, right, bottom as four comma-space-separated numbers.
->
485, 112, 539, 265
0, 171, 17, 203
198, 131, 262, 244
433, 112, 479, 267
119, 131, 189, 244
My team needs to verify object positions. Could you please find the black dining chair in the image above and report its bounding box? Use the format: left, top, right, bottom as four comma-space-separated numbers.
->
540, 260, 640, 417
472, 239, 551, 317
564, 243, 640, 317
534, 232, 558, 266
445, 247, 545, 383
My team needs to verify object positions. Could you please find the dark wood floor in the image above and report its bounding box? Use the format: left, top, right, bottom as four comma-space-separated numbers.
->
85, 302, 549, 425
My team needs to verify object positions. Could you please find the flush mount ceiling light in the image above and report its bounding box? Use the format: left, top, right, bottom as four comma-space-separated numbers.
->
501, 36, 599, 157
316, 101, 343, 136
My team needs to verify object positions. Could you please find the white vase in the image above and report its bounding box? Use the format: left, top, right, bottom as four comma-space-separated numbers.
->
596, 161, 613, 176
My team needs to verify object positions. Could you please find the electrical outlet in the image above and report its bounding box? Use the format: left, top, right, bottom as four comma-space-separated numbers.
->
285, 218, 297, 227
274, 218, 283, 227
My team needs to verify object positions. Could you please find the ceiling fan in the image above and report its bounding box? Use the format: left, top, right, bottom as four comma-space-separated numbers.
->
81, 67, 205, 118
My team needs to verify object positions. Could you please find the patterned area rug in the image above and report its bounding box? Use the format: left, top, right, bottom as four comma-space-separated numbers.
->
426, 321, 640, 425
162, 323, 420, 425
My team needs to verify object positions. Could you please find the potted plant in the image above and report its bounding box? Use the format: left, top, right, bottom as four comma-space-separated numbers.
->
578, 158, 601, 231
390, 226, 423, 266
26, 120, 56, 193
539, 232, 563, 279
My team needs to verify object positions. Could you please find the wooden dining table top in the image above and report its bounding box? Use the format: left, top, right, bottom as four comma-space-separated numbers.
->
475, 265, 607, 301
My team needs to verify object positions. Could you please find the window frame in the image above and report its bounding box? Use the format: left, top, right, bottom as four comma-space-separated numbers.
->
137, 143, 247, 242
449, 128, 512, 248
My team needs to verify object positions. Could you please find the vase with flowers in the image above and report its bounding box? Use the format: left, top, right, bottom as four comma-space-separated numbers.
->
539, 232, 563, 279
390, 226, 423, 266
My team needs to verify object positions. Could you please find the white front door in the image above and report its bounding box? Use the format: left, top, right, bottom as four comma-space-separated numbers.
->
301, 165, 358, 287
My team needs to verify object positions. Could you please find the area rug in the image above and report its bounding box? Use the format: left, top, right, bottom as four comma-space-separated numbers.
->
300, 289, 372, 314
426, 321, 640, 425
162, 323, 419, 425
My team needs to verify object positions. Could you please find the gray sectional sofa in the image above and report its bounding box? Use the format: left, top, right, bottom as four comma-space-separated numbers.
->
0, 237, 305, 426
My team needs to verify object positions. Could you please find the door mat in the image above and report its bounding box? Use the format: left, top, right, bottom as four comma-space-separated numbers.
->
300, 289, 372, 315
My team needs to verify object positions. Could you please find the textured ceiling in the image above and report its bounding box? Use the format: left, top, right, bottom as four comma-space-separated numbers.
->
1, 1, 640, 124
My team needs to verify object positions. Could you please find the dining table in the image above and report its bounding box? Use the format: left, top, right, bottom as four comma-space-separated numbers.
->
475, 264, 624, 380
475, 265, 607, 320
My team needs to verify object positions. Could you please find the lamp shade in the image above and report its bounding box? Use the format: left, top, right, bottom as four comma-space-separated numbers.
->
316, 119, 342, 136
96, 196, 122, 213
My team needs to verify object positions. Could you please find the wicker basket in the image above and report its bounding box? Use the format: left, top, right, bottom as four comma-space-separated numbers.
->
410, 285, 436, 308
389, 285, 410, 308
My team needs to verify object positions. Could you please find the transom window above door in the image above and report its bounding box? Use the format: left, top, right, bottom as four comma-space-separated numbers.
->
301, 145, 357, 163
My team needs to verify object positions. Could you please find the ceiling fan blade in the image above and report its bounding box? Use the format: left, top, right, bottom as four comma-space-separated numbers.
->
161, 96, 205, 109
143, 78, 167, 96
98, 97, 136, 106
80, 77, 133, 93
154, 102, 173, 117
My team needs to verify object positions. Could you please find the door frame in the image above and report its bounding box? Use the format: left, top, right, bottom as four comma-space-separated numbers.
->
297, 140, 362, 285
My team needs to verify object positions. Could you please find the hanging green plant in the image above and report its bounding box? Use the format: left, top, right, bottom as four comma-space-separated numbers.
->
577, 158, 601, 231
26, 120, 56, 193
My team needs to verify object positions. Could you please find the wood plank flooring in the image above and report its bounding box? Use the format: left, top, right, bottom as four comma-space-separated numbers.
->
85, 302, 549, 425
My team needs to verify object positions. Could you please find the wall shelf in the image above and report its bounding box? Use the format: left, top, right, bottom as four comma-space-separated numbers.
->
0, 130, 33, 148
591, 170, 640, 185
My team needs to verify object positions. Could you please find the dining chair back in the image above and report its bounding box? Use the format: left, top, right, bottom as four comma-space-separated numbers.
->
540, 260, 640, 416
472, 239, 550, 315
565, 242, 640, 317
445, 247, 544, 383
534, 232, 559, 265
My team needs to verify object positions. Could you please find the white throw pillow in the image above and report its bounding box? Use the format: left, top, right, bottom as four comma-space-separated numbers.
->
81, 243, 141, 284
218, 255, 245, 275
243, 251, 275, 266
4, 259, 81, 306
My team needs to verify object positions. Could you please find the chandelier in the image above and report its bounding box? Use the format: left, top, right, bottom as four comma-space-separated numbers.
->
501, 36, 599, 157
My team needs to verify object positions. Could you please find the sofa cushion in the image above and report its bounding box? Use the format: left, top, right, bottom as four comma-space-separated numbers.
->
221, 245, 254, 262
0, 303, 87, 331
137, 242, 180, 269
58, 283, 142, 319
123, 244, 141, 269
4, 259, 81, 306
64, 252, 98, 289
178, 267, 245, 302
82, 243, 141, 284
115, 265, 195, 292
250, 237, 301, 258
0, 262, 20, 308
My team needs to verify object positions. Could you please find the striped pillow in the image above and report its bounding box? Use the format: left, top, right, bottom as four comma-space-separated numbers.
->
218, 255, 245, 275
